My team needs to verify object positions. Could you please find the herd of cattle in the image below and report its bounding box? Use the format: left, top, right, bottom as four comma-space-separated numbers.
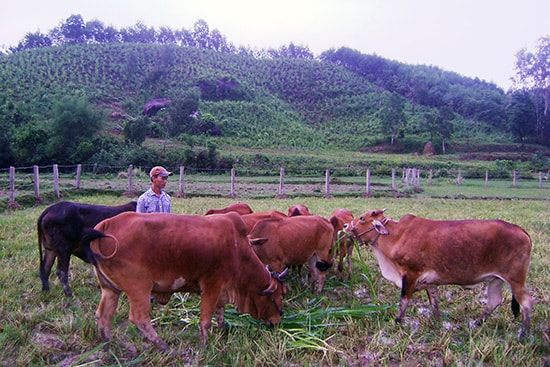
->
37, 200, 534, 350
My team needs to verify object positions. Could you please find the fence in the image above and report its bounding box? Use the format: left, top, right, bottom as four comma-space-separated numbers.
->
1, 164, 549, 209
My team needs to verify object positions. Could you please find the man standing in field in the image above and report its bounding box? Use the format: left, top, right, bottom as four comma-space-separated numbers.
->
136, 166, 173, 213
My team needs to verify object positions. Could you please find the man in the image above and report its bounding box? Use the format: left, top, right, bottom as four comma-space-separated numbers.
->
136, 166, 173, 213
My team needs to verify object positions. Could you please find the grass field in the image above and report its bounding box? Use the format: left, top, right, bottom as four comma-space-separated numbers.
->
0, 195, 549, 366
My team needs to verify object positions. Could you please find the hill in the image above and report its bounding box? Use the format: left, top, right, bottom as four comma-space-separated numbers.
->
0, 41, 547, 170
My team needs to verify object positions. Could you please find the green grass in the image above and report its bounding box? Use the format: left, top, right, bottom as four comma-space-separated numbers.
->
0, 196, 549, 366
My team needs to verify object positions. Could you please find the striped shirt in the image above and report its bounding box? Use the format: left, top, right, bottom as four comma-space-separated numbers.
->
136, 188, 171, 213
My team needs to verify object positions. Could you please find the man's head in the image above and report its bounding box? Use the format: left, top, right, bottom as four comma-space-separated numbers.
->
149, 166, 173, 179
149, 166, 173, 187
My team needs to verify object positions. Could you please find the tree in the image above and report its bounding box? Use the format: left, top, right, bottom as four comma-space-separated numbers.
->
123, 116, 150, 145
47, 96, 103, 163
506, 90, 537, 144
513, 36, 550, 145
168, 88, 200, 135
11, 31, 52, 51
378, 92, 406, 145
193, 19, 210, 48
60, 14, 87, 44
422, 107, 454, 153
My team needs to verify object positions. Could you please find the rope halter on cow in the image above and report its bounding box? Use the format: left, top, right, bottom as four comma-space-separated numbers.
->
347, 216, 391, 247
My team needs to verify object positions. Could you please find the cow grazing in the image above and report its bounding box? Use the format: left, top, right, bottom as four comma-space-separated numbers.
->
37, 200, 137, 297
249, 215, 334, 292
204, 202, 253, 215
329, 208, 355, 279
287, 204, 311, 216
344, 209, 534, 338
84, 212, 288, 350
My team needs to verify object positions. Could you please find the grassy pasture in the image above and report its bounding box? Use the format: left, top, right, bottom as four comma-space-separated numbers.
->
0, 195, 549, 366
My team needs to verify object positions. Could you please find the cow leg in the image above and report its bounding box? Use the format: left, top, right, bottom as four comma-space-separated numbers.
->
477, 278, 504, 327
215, 305, 227, 333
396, 275, 416, 323
509, 283, 534, 339
127, 292, 169, 351
198, 285, 224, 347
307, 256, 321, 291
40, 249, 57, 292
95, 287, 121, 344
426, 287, 441, 321
55, 253, 72, 297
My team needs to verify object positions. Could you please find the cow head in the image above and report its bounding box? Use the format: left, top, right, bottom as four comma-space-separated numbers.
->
343, 208, 389, 245
254, 266, 288, 326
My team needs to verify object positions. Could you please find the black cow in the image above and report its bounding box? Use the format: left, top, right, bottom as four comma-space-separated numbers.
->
37, 201, 136, 296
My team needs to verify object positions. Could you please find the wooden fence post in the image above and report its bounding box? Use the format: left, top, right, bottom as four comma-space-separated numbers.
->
363, 169, 372, 197
9, 166, 15, 203
176, 166, 187, 198
76, 164, 82, 189
391, 168, 396, 191
485, 170, 489, 188
34, 165, 41, 200
276, 167, 287, 198
428, 169, 433, 186
539, 172, 543, 189
230, 168, 237, 198
324, 169, 333, 198
127, 164, 133, 191
513, 171, 518, 188
456, 170, 463, 186
53, 164, 60, 198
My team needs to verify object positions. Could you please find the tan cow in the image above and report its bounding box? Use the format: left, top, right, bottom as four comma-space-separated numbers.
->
344, 209, 533, 338
204, 202, 254, 215
329, 208, 355, 280
249, 215, 334, 292
85, 212, 288, 350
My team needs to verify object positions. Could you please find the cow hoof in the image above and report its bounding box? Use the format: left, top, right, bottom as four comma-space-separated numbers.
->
154, 340, 170, 351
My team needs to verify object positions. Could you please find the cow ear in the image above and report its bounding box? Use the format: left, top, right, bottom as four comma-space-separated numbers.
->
248, 237, 268, 246
372, 220, 389, 235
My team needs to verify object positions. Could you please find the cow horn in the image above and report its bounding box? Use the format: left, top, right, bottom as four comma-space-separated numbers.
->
275, 267, 289, 281
382, 208, 387, 213
372, 220, 389, 235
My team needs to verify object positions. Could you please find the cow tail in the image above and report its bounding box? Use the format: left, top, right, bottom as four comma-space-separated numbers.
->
81, 229, 119, 263
37, 211, 47, 276
511, 296, 520, 318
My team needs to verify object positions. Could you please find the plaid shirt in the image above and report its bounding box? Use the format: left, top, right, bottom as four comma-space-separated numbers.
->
136, 188, 171, 213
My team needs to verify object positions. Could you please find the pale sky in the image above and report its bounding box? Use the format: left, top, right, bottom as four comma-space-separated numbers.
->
1, 0, 548, 90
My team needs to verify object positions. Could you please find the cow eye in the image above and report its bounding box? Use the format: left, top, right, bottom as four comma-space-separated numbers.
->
359, 216, 365, 222
372, 211, 377, 216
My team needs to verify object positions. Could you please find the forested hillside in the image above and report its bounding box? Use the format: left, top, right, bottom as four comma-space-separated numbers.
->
0, 16, 548, 169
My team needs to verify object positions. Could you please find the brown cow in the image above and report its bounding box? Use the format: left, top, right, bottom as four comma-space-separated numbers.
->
249, 215, 334, 292
204, 202, 253, 215
241, 210, 287, 232
287, 204, 311, 216
344, 209, 534, 338
84, 212, 287, 350
329, 208, 355, 280
37, 201, 137, 296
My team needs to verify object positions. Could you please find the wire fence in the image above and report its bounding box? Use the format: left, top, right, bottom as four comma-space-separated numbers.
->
1, 164, 549, 210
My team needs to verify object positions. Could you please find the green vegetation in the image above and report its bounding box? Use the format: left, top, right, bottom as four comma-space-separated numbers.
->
0, 17, 548, 171
0, 196, 548, 365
